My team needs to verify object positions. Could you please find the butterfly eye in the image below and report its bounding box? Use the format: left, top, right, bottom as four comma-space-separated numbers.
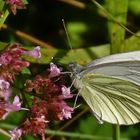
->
68, 62, 83, 73
68, 62, 77, 68
68, 62, 77, 72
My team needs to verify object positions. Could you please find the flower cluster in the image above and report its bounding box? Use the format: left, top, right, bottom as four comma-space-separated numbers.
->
2, 47, 74, 140
0, 44, 40, 83
0, 43, 42, 139
10, 63, 73, 140
5, 0, 26, 15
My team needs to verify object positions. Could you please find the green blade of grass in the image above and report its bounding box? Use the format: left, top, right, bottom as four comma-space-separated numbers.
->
0, 10, 9, 29
0, 0, 5, 11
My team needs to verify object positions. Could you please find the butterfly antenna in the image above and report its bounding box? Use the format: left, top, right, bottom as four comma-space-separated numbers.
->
62, 19, 73, 51
62, 19, 80, 109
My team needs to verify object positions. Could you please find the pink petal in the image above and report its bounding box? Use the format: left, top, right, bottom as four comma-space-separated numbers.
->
62, 106, 73, 119
0, 79, 10, 90
61, 86, 72, 99
6, 96, 21, 112
0, 53, 12, 65
23, 46, 41, 58
10, 128, 22, 140
49, 63, 61, 78
0, 79, 11, 100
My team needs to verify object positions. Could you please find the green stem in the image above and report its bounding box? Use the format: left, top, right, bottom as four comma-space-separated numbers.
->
2, 24, 53, 49
46, 129, 112, 140
0, 128, 11, 138
0, 123, 128, 140
113, 124, 120, 140
91, 0, 140, 42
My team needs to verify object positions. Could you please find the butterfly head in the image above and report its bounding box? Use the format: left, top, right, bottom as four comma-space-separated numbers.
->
68, 62, 83, 79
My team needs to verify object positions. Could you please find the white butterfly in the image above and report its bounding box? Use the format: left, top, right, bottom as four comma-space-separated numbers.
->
69, 51, 140, 125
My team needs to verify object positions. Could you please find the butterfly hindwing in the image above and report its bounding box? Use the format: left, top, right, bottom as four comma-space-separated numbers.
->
79, 74, 140, 125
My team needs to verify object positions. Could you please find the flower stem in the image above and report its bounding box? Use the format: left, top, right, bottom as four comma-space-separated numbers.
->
113, 124, 120, 140
2, 24, 53, 48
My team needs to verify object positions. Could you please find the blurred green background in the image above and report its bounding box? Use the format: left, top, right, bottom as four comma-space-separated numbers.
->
0, 0, 140, 140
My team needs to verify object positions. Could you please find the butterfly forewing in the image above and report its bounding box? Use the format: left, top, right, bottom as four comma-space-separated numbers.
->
86, 62, 140, 86
83, 51, 140, 86
79, 74, 140, 125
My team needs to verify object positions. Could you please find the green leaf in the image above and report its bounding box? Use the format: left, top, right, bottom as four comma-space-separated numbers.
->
105, 0, 128, 54
0, 0, 5, 11
0, 10, 9, 29
23, 0, 29, 4
22, 44, 110, 65
78, 115, 112, 136
21, 67, 31, 75
129, 0, 140, 15
122, 31, 140, 51
121, 126, 139, 138
0, 134, 9, 140
0, 41, 8, 50
67, 22, 88, 48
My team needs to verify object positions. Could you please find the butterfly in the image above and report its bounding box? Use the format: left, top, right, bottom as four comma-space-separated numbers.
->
68, 51, 140, 125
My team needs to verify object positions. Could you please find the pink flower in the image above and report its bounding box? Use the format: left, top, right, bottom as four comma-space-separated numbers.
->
0, 44, 37, 82
59, 102, 73, 120
30, 100, 48, 118
6, 96, 21, 112
62, 106, 73, 119
12, 60, 30, 72
49, 63, 61, 78
23, 62, 74, 138
10, 128, 22, 140
48, 100, 73, 121
1, 96, 22, 119
22, 116, 48, 136
23, 46, 41, 58
8, 43, 24, 55
0, 79, 11, 100
0, 79, 10, 90
61, 86, 73, 99
0, 53, 12, 65
5, 0, 26, 15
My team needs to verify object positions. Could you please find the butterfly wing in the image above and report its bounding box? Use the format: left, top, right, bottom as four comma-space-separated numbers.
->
79, 74, 140, 125
88, 62, 140, 86
83, 51, 140, 86
86, 51, 140, 66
